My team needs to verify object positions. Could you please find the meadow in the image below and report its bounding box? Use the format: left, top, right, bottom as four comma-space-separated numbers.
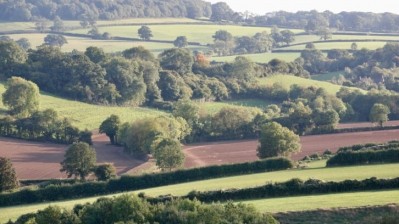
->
283, 41, 391, 51
258, 74, 365, 95
311, 71, 344, 81
1, 161, 399, 222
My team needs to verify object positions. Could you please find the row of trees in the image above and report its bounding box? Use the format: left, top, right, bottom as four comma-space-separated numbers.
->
211, 28, 295, 56
0, 0, 213, 21
10, 195, 278, 224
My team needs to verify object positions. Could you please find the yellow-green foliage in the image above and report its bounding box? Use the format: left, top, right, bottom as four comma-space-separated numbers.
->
0, 83, 165, 130
258, 74, 366, 95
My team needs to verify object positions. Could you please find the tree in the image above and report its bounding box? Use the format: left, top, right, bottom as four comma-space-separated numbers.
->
35, 18, 49, 32
173, 36, 188, 48
210, 2, 234, 22
2, 77, 40, 118
99, 114, 121, 145
60, 142, 96, 180
212, 30, 233, 42
50, 16, 65, 32
16, 38, 31, 50
257, 122, 301, 158
369, 103, 390, 127
159, 48, 194, 74
152, 138, 184, 171
317, 27, 333, 40
44, 34, 68, 47
351, 42, 358, 51
138, 26, 153, 40
280, 30, 295, 45
0, 40, 27, 76
0, 157, 19, 192
172, 100, 200, 126
94, 163, 116, 181
85, 46, 107, 63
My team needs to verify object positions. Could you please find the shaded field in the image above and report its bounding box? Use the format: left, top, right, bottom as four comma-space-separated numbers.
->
0, 134, 143, 179
211, 52, 300, 63
183, 129, 399, 168
311, 71, 344, 81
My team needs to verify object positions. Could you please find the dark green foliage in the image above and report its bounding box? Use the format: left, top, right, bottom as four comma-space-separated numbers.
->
0, 157, 292, 206
159, 48, 194, 74
173, 36, 188, 48
327, 148, 399, 167
99, 114, 121, 145
94, 164, 117, 181
0, 157, 19, 192
60, 142, 97, 180
137, 26, 153, 40
44, 34, 67, 47
0, 110, 92, 145
152, 138, 185, 171
0, 0, 212, 21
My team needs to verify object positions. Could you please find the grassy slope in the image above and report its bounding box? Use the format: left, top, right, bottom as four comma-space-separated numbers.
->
311, 71, 345, 81
1, 162, 399, 222
258, 74, 365, 95
197, 99, 274, 114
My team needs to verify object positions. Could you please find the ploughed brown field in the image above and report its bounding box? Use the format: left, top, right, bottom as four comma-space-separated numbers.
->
1, 124, 399, 179
0, 134, 144, 179
183, 129, 399, 168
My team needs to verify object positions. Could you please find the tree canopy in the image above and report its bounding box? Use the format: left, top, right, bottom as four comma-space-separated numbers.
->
257, 122, 301, 158
138, 26, 153, 41
369, 103, 390, 127
99, 114, 121, 145
2, 77, 40, 118
0, 157, 19, 192
60, 142, 97, 180
152, 138, 185, 171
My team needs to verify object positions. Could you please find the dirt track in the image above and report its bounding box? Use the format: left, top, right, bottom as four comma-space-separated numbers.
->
183, 129, 399, 168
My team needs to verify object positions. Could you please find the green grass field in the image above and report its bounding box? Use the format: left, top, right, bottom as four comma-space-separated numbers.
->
5, 33, 208, 54
258, 74, 365, 95
292, 34, 399, 45
1, 162, 399, 222
197, 99, 274, 114
0, 83, 166, 130
70, 25, 302, 45
246, 190, 399, 213
212, 52, 301, 63
284, 41, 391, 51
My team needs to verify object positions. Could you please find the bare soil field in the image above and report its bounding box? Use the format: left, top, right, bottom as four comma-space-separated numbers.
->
183, 129, 399, 168
0, 134, 144, 179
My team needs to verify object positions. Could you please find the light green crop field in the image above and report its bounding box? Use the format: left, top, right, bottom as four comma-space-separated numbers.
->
284, 41, 390, 50
0, 83, 166, 130
71, 25, 302, 44
1, 162, 399, 222
212, 52, 301, 63
246, 190, 399, 213
258, 74, 365, 95
292, 34, 399, 45
5, 33, 208, 54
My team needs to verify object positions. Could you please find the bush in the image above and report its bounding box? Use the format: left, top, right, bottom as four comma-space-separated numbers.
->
94, 164, 117, 181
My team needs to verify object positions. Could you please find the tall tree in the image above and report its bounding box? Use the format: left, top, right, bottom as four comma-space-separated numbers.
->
369, 103, 390, 127
138, 26, 153, 41
0, 40, 27, 76
173, 36, 188, 48
50, 16, 65, 32
0, 157, 19, 192
60, 142, 96, 180
44, 34, 68, 47
152, 138, 185, 171
2, 77, 40, 118
99, 114, 121, 145
257, 122, 301, 158
159, 48, 194, 74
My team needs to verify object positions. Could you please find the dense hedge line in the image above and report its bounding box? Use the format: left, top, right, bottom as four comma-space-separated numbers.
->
337, 141, 399, 153
0, 157, 293, 207
327, 149, 399, 167
145, 177, 399, 203
311, 125, 399, 135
